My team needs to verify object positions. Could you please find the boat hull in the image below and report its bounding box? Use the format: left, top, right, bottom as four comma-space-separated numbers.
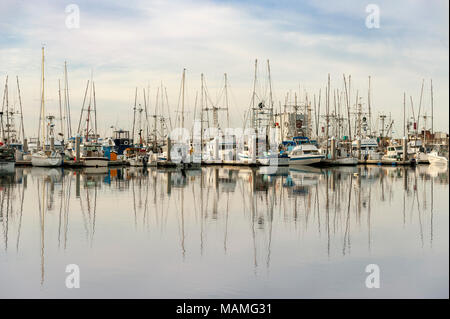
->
289, 155, 325, 166
31, 154, 62, 167
428, 155, 448, 166
0, 161, 15, 173
81, 157, 109, 167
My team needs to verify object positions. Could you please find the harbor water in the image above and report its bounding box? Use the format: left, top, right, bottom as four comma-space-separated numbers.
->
0, 165, 448, 298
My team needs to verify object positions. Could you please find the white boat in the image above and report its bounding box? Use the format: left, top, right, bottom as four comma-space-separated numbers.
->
352, 138, 383, 160
427, 151, 448, 165
80, 143, 109, 167
82, 157, 109, 167
382, 144, 405, 163
31, 150, 63, 167
289, 144, 325, 165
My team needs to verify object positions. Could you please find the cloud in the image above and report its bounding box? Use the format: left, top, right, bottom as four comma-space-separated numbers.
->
0, 0, 448, 138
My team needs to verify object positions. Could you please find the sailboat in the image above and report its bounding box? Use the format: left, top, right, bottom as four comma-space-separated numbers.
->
77, 77, 109, 167
31, 47, 63, 167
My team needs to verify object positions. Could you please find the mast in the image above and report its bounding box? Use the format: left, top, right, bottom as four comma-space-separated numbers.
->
416, 79, 424, 140
40, 47, 46, 148
430, 79, 434, 136
132, 87, 137, 145
58, 79, 64, 140
93, 82, 98, 139
251, 59, 257, 129
326, 74, 330, 156
16, 76, 25, 141
343, 74, 352, 141
64, 61, 72, 138
403, 92, 406, 137
224, 73, 230, 128
200, 73, 204, 157
267, 60, 274, 126
368, 76, 372, 136
181, 68, 185, 129
77, 80, 90, 136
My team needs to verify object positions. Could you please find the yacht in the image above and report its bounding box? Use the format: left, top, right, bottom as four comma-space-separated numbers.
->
289, 143, 325, 165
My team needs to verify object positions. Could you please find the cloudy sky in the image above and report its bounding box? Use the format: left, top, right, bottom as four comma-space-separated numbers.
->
0, 0, 448, 138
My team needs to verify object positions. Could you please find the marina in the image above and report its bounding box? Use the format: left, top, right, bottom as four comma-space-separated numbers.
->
0, 0, 448, 303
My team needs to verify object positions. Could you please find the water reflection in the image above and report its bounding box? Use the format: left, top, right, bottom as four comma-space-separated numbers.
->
0, 164, 448, 297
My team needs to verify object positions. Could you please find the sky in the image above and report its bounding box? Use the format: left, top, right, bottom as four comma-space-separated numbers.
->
0, 0, 448, 138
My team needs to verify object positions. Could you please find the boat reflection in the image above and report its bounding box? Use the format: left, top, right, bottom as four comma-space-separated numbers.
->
0, 164, 447, 286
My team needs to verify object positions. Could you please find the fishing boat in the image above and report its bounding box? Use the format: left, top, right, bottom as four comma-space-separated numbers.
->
80, 142, 109, 167
125, 147, 149, 167
381, 144, 405, 163
352, 138, 383, 161
427, 149, 448, 165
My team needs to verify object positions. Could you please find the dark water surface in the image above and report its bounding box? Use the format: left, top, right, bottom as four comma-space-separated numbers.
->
0, 165, 448, 298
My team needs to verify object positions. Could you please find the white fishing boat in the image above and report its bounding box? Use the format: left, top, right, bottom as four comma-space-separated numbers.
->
352, 138, 383, 160
382, 144, 405, 163
80, 143, 109, 167
31, 150, 62, 167
427, 150, 448, 165
289, 143, 325, 165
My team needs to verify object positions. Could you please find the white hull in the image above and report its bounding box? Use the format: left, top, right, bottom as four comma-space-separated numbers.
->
259, 156, 289, 166
0, 161, 15, 173
81, 157, 109, 167
428, 154, 448, 166
289, 155, 324, 166
31, 153, 62, 167
334, 157, 358, 165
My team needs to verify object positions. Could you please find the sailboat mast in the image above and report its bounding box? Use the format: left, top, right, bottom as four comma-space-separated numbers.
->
181, 68, 185, 129
41, 47, 46, 148
430, 79, 434, 136
58, 79, 64, 140
16, 76, 25, 141
64, 61, 72, 138
132, 87, 137, 144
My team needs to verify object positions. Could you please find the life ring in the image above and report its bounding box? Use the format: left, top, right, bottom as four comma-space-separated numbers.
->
124, 140, 129, 145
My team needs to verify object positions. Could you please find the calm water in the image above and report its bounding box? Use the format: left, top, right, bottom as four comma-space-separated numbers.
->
0, 165, 448, 298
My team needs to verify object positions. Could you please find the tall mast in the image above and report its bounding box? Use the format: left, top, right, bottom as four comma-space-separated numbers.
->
403, 92, 406, 137
77, 80, 90, 135
93, 82, 98, 139
58, 79, 64, 140
64, 61, 72, 138
343, 74, 352, 141
132, 87, 137, 144
326, 74, 330, 156
200, 73, 204, 155
251, 59, 257, 129
224, 73, 230, 128
416, 79, 424, 138
181, 68, 185, 129
267, 60, 274, 126
40, 46, 46, 147
16, 76, 25, 141
430, 79, 434, 136
368, 76, 372, 136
